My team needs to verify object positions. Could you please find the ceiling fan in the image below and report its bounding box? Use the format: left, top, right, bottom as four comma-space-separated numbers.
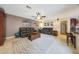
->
26, 5, 46, 19
26, 5, 32, 9
32, 12, 46, 19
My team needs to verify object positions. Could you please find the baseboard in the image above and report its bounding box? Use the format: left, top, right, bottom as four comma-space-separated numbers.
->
6, 36, 15, 40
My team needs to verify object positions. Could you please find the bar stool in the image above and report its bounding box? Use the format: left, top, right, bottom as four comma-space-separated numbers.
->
66, 33, 76, 49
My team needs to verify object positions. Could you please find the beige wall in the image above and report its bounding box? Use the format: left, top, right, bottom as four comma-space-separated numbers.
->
43, 18, 70, 35
43, 7, 79, 34
6, 14, 23, 37
6, 14, 39, 37
52, 18, 70, 35
6, 14, 38, 37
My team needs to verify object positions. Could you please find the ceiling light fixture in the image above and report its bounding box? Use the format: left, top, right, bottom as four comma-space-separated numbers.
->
26, 5, 32, 9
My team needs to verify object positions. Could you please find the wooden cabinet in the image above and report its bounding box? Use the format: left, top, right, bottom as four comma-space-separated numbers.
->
70, 18, 77, 33
0, 8, 5, 46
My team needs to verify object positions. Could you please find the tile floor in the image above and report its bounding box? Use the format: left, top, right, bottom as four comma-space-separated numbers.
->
0, 34, 73, 54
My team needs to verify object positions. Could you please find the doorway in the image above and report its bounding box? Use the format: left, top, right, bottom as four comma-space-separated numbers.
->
60, 21, 67, 35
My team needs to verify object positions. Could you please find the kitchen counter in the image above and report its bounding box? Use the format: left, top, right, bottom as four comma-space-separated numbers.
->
76, 34, 79, 53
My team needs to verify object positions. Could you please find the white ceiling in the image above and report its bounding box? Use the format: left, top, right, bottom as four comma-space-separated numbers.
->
0, 4, 79, 20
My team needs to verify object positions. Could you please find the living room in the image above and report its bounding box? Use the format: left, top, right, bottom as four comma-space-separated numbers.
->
0, 4, 79, 54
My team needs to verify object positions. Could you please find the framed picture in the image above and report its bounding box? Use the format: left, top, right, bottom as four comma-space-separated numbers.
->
47, 22, 49, 26
44, 23, 47, 26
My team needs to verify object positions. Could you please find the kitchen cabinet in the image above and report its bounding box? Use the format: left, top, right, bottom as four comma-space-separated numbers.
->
0, 8, 5, 45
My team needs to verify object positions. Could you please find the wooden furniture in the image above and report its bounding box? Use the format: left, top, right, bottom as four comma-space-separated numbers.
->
70, 18, 77, 33
66, 33, 76, 49
28, 32, 40, 41
76, 34, 79, 52
52, 30, 58, 36
66, 18, 77, 49
0, 8, 6, 46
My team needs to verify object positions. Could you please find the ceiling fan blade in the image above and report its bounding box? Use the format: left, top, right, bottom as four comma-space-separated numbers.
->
26, 5, 32, 9
42, 16, 46, 18
36, 12, 41, 16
